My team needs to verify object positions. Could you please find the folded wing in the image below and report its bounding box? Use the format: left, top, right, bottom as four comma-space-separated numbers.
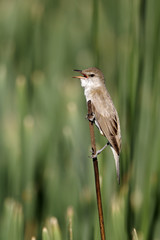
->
91, 89, 121, 155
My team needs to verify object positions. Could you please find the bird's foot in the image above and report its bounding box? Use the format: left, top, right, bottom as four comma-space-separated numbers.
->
91, 151, 100, 159
88, 148, 102, 159
85, 112, 95, 122
88, 148, 96, 159
89, 142, 110, 159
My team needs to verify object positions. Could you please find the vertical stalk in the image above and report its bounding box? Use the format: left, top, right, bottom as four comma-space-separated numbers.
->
87, 100, 106, 240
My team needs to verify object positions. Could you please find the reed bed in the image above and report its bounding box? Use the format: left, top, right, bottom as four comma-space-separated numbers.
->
0, 0, 160, 239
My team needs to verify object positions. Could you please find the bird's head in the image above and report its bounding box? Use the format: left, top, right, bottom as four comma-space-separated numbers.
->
73, 67, 105, 89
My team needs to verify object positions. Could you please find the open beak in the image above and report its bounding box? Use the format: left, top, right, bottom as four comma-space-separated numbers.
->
73, 69, 88, 79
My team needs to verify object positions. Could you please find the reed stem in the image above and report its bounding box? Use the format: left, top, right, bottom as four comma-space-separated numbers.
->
87, 100, 106, 240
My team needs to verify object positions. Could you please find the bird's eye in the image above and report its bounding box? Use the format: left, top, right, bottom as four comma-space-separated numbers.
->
89, 74, 95, 77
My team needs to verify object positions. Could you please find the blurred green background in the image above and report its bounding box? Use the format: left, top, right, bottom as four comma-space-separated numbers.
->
0, 0, 160, 239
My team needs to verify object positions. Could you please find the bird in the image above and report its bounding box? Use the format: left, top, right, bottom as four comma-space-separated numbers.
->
73, 67, 121, 184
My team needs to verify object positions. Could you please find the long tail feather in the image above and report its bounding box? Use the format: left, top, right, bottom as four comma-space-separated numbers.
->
110, 147, 120, 184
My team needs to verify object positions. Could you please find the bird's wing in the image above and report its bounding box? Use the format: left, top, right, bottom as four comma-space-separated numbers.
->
91, 90, 121, 155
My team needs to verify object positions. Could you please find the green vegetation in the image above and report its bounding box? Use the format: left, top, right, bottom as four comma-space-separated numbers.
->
0, 0, 160, 239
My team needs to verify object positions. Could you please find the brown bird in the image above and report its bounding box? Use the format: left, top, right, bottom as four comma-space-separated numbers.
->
73, 67, 121, 183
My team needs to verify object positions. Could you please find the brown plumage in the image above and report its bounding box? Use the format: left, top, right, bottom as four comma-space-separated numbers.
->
73, 67, 121, 183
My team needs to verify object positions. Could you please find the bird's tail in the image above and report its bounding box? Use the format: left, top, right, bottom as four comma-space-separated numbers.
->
110, 147, 120, 184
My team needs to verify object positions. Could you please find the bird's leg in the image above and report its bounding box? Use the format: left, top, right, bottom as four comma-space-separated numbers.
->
91, 142, 110, 159
86, 112, 95, 123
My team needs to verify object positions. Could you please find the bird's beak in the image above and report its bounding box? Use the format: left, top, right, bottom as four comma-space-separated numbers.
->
73, 69, 88, 79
